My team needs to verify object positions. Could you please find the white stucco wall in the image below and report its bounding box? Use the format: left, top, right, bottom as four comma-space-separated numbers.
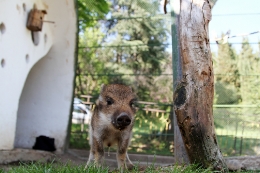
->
0, 0, 76, 151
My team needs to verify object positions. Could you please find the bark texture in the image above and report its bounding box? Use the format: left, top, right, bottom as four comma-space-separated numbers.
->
173, 0, 227, 171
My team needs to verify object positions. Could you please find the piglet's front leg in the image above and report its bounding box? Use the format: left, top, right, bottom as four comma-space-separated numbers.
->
87, 136, 104, 167
117, 147, 127, 172
117, 138, 133, 172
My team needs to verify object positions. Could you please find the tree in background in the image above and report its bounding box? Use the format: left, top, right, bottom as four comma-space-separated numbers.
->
258, 40, 260, 58
238, 37, 260, 105
214, 36, 260, 105
101, 0, 170, 101
214, 36, 241, 104
77, 0, 109, 31
75, 0, 111, 97
76, 0, 171, 102
239, 37, 256, 75
151, 56, 173, 103
76, 26, 109, 97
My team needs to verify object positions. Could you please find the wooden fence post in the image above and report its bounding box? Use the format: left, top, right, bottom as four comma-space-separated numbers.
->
171, 0, 190, 164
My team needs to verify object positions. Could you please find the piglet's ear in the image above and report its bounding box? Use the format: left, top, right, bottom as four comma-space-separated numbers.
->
100, 83, 106, 93
97, 84, 106, 104
128, 86, 133, 92
95, 99, 100, 106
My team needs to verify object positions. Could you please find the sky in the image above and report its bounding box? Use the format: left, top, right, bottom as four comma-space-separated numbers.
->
209, 0, 260, 53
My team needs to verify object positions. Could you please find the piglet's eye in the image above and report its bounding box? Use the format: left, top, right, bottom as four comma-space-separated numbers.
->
130, 100, 137, 108
106, 97, 114, 105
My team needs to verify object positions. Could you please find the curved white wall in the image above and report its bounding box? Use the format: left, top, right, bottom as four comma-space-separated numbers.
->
0, 0, 77, 151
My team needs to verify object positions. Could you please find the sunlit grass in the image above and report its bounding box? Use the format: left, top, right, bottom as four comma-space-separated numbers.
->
1, 162, 109, 173
0, 162, 257, 173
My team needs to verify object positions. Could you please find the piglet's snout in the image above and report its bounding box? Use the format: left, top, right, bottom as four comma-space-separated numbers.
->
116, 113, 131, 127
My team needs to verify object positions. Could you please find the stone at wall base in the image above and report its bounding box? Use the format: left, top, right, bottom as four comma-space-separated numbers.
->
0, 149, 55, 164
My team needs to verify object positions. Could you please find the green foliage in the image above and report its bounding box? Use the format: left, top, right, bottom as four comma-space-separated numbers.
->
215, 37, 239, 85
213, 37, 260, 156
214, 34, 241, 105
214, 36, 260, 105
70, 124, 90, 149
214, 82, 240, 104
103, 0, 169, 74
77, 0, 109, 31
75, 26, 114, 97
239, 38, 257, 75
76, 0, 172, 102
238, 38, 260, 105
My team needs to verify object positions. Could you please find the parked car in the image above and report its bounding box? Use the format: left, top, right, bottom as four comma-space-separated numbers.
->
72, 98, 92, 124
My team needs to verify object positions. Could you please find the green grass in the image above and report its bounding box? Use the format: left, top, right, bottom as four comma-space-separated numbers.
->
214, 107, 260, 156
0, 162, 108, 173
1, 161, 255, 173
70, 124, 90, 149
217, 135, 260, 156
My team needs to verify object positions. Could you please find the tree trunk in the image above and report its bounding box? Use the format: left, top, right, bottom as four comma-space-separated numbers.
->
173, 0, 227, 171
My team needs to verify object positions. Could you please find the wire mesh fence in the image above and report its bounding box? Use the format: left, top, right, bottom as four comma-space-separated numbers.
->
213, 74, 260, 156
71, 0, 260, 157
70, 99, 174, 156
70, 82, 260, 157
214, 106, 260, 156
